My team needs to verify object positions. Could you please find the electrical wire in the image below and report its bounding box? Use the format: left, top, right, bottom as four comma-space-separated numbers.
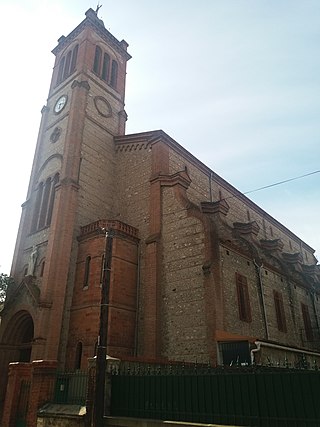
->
243, 170, 320, 196
218, 169, 320, 203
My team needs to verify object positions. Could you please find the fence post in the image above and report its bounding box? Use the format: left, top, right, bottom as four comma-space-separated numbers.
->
85, 357, 96, 427
1, 362, 32, 427
26, 360, 57, 427
88, 355, 120, 426
105, 357, 120, 416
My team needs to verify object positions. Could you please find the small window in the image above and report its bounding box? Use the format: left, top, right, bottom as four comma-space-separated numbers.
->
273, 290, 287, 332
93, 46, 102, 74
70, 44, 79, 74
110, 60, 118, 88
301, 303, 313, 342
100, 254, 105, 285
75, 342, 82, 370
83, 256, 91, 288
57, 56, 65, 85
63, 50, 72, 80
236, 273, 251, 323
31, 182, 43, 232
40, 260, 45, 277
101, 53, 110, 81
46, 173, 59, 226
38, 178, 51, 229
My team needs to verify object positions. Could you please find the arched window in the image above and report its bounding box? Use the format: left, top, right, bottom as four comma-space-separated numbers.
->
38, 177, 51, 229
75, 342, 82, 370
40, 260, 45, 277
93, 46, 102, 74
56, 44, 79, 86
46, 173, 59, 226
57, 56, 65, 85
110, 60, 118, 88
92, 45, 119, 90
63, 50, 72, 80
31, 182, 43, 232
70, 44, 79, 74
101, 53, 110, 81
83, 256, 91, 288
31, 173, 60, 233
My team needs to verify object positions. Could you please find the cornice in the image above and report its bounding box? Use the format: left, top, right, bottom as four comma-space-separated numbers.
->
79, 219, 139, 242
115, 129, 315, 254
52, 9, 131, 62
150, 169, 192, 190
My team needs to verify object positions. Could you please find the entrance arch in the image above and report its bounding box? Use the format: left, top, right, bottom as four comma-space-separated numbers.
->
0, 311, 34, 411
2, 310, 34, 362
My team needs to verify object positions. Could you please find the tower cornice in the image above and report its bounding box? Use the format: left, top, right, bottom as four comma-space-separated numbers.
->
52, 8, 131, 62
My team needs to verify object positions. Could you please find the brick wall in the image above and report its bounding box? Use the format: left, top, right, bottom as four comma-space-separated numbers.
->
66, 224, 139, 369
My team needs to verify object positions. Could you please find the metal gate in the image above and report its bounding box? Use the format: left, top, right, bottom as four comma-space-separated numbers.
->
16, 380, 31, 427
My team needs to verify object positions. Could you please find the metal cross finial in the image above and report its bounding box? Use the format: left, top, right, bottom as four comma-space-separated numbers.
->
95, 3, 102, 14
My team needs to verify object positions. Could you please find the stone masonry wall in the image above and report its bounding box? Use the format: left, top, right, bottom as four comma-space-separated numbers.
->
169, 148, 316, 262
161, 186, 208, 361
113, 145, 152, 355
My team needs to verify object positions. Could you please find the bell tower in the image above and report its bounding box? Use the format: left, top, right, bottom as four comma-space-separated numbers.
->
2, 8, 131, 368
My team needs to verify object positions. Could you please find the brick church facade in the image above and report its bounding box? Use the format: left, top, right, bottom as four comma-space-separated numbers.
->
1, 8, 320, 407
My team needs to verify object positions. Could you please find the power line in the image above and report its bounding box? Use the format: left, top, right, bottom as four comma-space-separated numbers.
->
219, 169, 320, 203
243, 170, 320, 196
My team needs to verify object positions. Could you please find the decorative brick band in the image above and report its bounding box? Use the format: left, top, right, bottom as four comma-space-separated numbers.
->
233, 221, 260, 236
80, 219, 139, 239
201, 199, 230, 216
71, 80, 90, 91
150, 170, 191, 190
282, 252, 303, 264
260, 238, 284, 252
116, 142, 150, 152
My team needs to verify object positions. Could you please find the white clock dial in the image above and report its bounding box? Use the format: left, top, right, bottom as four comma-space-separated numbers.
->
54, 95, 68, 113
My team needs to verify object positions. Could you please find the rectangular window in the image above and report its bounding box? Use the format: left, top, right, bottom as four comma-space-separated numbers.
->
273, 290, 287, 332
236, 273, 251, 322
301, 303, 313, 342
219, 341, 251, 366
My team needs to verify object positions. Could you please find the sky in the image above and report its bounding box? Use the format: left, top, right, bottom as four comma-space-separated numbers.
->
0, 0, 319, 274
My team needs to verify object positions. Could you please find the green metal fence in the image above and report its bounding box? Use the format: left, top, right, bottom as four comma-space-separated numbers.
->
16, 380, 31, 427
110, 364, 320, 426
53, 371, 88, 405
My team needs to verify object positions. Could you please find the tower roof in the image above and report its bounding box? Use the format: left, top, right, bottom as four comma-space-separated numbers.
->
52, 8, 131, 61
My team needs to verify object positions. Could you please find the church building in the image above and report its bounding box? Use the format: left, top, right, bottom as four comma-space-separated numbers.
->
1, 8, 320, 408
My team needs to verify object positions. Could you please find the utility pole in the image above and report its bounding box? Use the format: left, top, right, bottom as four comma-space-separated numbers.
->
94, 228, 114, 427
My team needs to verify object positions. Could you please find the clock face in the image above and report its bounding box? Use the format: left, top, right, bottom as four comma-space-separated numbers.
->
54, 95, 68, 113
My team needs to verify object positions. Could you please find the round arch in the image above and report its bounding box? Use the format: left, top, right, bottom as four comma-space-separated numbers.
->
2, 310, 34, 362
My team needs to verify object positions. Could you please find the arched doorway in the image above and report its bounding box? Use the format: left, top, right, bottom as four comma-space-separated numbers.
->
0, 311, 34, 413
2, 310, 34, 362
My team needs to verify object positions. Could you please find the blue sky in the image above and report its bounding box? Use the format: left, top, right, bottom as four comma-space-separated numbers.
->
0, 1, 319, 273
